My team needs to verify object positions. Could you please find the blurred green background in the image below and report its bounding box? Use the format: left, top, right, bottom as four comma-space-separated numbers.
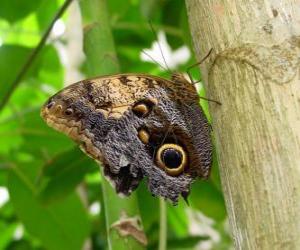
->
0, 0, 232, 249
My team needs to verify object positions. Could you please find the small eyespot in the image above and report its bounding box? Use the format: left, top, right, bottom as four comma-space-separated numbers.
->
156, 143, 187, 176
133, 103, 149, 117
138, 128, 150, 144
47, 101, 55, 109
65, 108, 73, 116
56, 105, 63, 112
132, 98, 157, 117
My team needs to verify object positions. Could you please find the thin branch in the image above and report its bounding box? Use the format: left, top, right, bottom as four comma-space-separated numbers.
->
0, 0, 74, 111
159, 198, 167, 250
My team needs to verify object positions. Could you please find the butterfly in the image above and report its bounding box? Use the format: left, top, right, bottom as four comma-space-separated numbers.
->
41, 72, 212, 204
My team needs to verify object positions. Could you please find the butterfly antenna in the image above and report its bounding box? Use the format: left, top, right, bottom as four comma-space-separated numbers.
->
186, 48, 221, 105
186, 48, 213, 84
199, 96, 221, 105
148, 21, 172, 73
142, 49, 168, 72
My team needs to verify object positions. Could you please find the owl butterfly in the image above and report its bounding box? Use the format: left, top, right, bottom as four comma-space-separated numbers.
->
41, 72, 212, 204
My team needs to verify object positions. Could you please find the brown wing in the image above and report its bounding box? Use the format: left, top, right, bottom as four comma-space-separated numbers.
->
48, 73, 198, 119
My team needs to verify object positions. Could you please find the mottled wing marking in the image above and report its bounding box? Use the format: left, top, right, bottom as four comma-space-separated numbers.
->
40, 73, 210, 203
42, 111, 103, 162
81, 75, 160, 119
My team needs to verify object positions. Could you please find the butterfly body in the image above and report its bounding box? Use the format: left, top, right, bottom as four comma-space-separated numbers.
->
41, 73, 212, 203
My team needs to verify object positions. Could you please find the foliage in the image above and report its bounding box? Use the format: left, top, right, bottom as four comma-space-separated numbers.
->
0, 0, 231, 249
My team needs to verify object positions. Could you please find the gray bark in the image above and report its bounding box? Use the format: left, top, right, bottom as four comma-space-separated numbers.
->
186, 1, 300, 249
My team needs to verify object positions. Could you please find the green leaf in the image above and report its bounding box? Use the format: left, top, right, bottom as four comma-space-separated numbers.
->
148, 236, 209, 250
8, 166, 90, 250
0, 15, 40, 47
167, 202, 189, 237
0, 0, 43, 23
180, 5, 193, 50
0, 169, 8, 184
6, 239, 35, 250
0, 115, 24, 155
161, 0, 185, 49
38, 147, 98, 204
36, 0, 59, 31
137, 180, 159, 231
107, 0, 131, 21
19, 109, 73, 159
37, 45, 64, 90
139, 0, 161, 20
189, 180, 226, 221
167, 236, 209, 249
0, 45, 31, 103
0, 45, 63, 110
0, 221, 18, 249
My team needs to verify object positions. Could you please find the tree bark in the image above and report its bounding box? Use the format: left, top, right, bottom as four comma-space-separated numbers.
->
185, 1, 300, 249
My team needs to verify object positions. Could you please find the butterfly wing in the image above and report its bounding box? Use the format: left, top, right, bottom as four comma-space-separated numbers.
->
41, 73, 212, 203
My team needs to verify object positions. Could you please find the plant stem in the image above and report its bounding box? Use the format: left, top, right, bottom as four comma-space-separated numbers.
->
0, 0, 74, 111
78, 0, 146, 249
159, 198, 167, 250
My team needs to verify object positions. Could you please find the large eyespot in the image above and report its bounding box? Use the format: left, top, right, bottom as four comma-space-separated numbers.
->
132, 98, 157, 117
156, 143, 187, 176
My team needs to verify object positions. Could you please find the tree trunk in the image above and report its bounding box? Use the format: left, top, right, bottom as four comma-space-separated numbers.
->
185, 1, 300, 249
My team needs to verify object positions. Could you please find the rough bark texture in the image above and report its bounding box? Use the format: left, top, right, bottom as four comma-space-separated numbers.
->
186, 1, 300, 249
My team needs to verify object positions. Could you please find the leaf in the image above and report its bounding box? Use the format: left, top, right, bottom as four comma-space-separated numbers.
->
148, 236, 209, 250
0, 45, 31, 103
161, 0, 185, 48
0, 15, 40, 47
167, 236, 209, 249
167, 202, 189, 237
0, 116, 23, 155
36, 0, 59, 31
189, 180, 226, 222
107, 0, 131, 20
5, 239, 35, 250
8, 166, 90, 250
38, 147, 98, 204
0, 169, 7, 184
36, 45, 64, 90
0, 45, 63, 110
0, 221, 18, 249
19, 109, 73, 159
137, 180, 159, 231
0, 0, 43, 23
139, 0, 161, 20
